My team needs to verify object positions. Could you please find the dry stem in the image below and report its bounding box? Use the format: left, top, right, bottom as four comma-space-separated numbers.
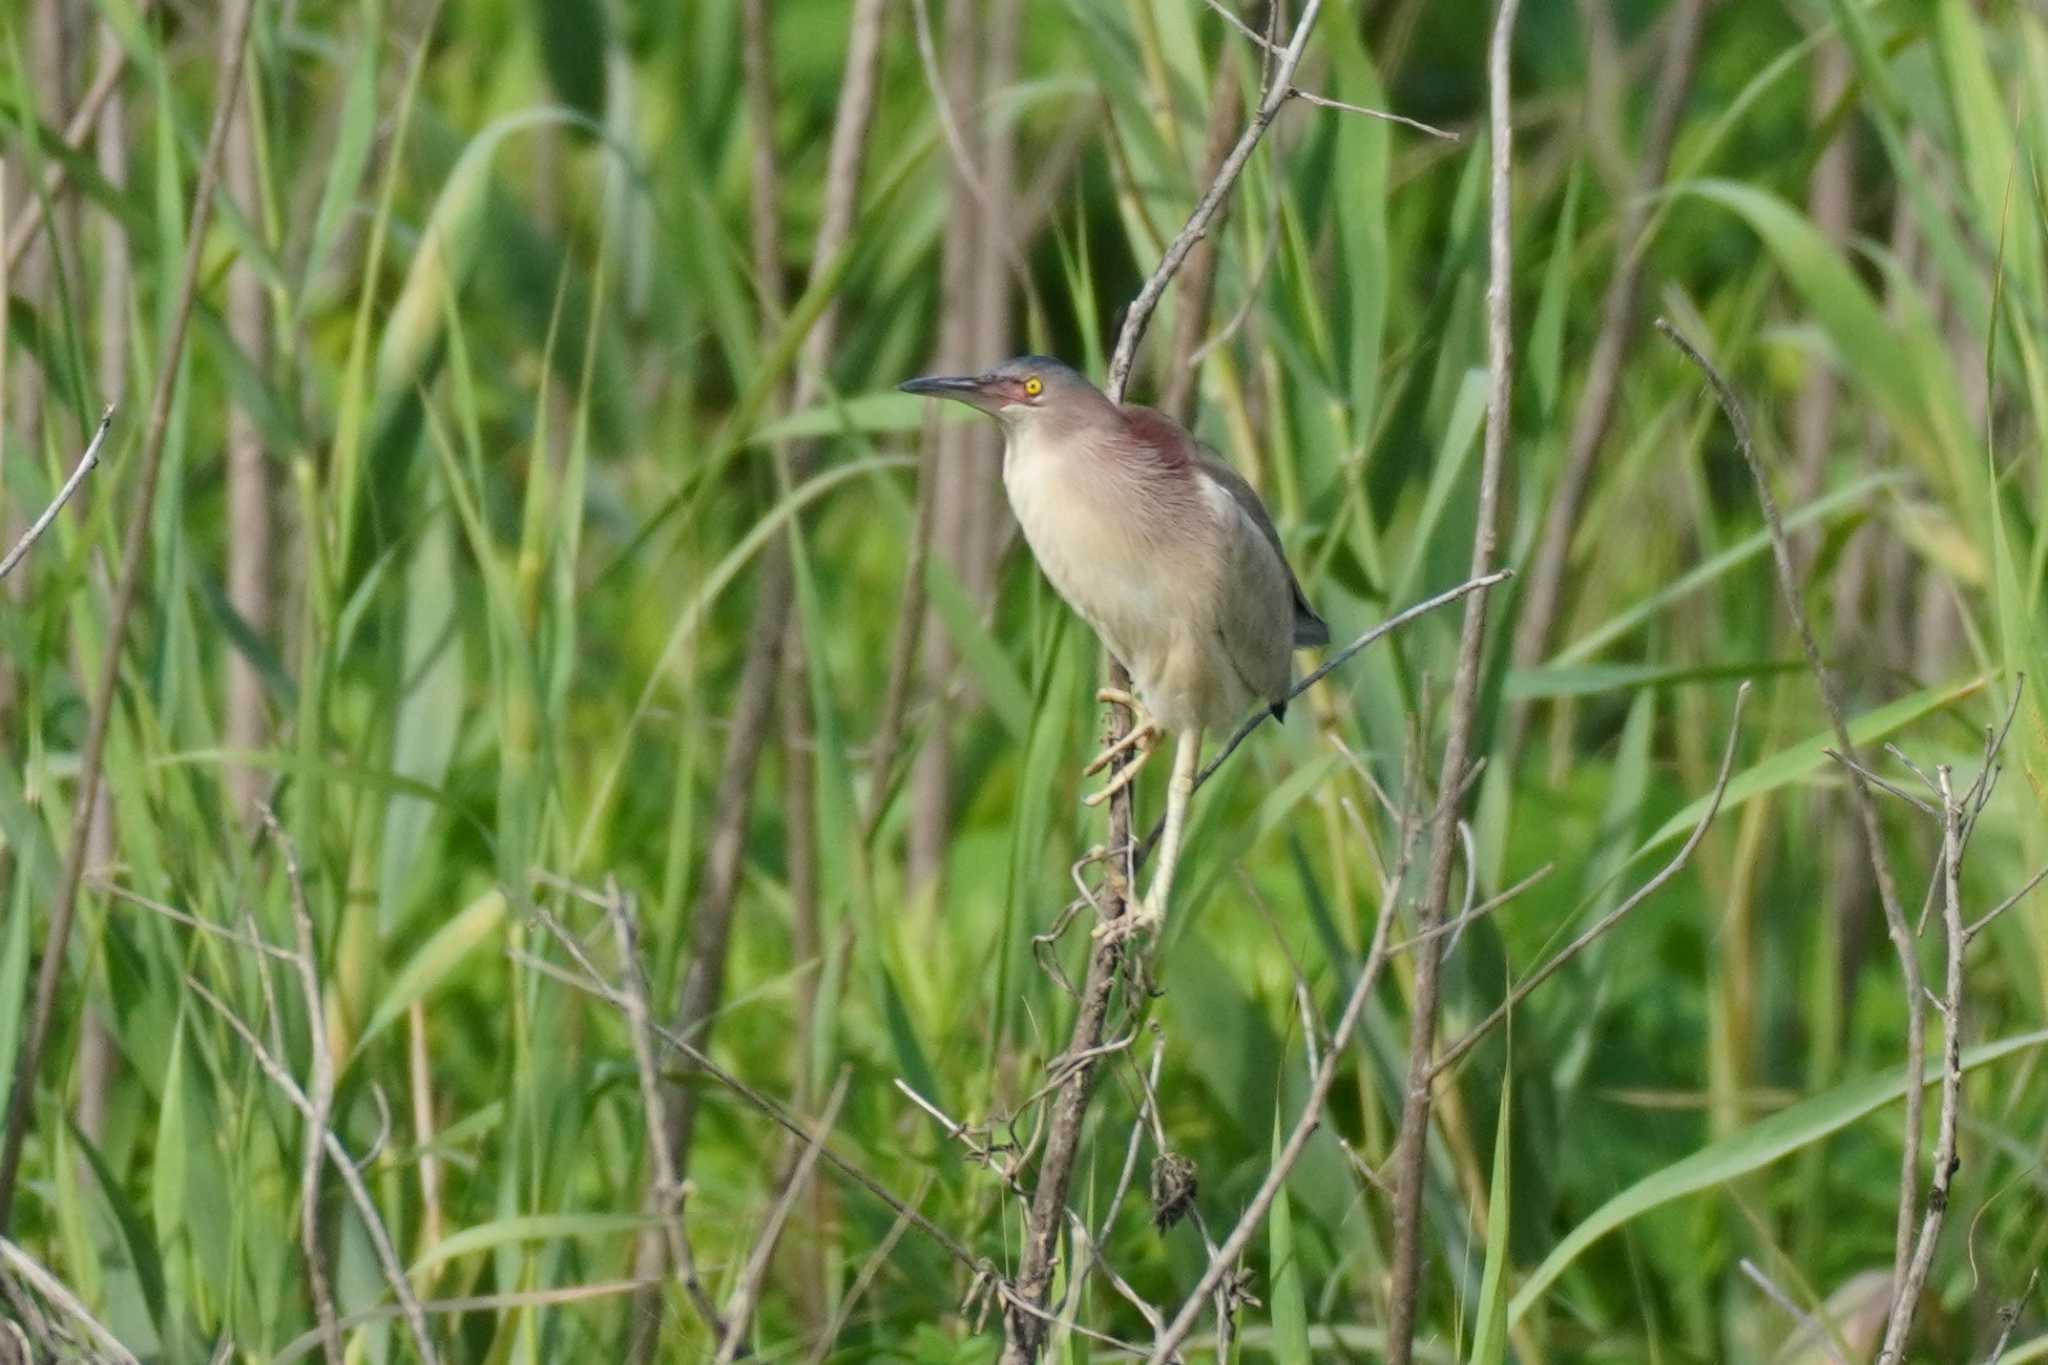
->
1655, 316, 1928, 1316
1431, 684, 1750, 1080
1383, 5, 1521, 1358
0, 0, 260, 1236
0, 407, 113, 583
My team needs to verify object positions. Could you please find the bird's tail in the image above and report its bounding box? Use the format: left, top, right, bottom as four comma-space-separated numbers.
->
1291, 589, 1330, 648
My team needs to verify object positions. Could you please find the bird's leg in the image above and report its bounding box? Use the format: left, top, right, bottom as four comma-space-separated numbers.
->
1082, 689, 1159, 805
1096, 728, 1201, 941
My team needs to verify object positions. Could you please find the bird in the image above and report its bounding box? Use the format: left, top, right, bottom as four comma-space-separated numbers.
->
900, 355, 1327, 938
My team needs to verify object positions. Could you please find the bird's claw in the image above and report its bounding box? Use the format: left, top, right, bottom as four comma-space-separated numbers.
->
1092, 898, 1163, 943
1083, 741, 1155, 806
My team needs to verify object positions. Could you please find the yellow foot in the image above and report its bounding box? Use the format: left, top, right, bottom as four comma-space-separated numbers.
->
1091, 897, 1163, 943
1083, 737, 1156, 807
1083, 693, 1160, 806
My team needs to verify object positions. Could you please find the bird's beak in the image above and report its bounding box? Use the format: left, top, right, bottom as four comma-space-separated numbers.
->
899, 374, 1003, 413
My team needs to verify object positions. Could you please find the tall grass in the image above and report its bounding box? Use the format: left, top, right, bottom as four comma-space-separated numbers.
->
0, 0, 2044, 1359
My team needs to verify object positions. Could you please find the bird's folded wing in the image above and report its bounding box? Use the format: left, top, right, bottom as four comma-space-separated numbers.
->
1194, 452, 1330, 648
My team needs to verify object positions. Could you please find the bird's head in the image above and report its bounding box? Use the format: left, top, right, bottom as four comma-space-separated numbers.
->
898, 355, 1101, 434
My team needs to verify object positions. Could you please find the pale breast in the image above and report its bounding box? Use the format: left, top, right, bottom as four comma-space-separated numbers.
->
1004, 434, 1199, 660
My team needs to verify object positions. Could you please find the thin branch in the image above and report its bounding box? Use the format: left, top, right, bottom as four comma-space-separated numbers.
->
1740, 1258, 1850, 1365
1384, 5, 1521, 1358
262, 811, 343, 1365
1655, 316, 1928, 1312
1103, 0, 1328, 398
1285, 89, 1458, 140
1135, 569, 1512, 867
1985, 1268, 2039, 1365
0, 407, 114, 583
0, 1238, 136, 1365
603, 882, 727, 1335
1199, 0, 1458, 140
95, 878, 302, 962
186, 980, 437, 1362
1432, 684, 1750, 1080
1146, 805, 1412, 1361
1006, 8, 1333, 1357
1387, 863, 1555, 958
1878, 766, 1968, 1361
715, 1071, 851, 1362
0, 0, 260, 1237
1966, 864, 2048, 943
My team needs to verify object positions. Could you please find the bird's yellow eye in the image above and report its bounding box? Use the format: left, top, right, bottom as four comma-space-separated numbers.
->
1024, 376, 1043, 397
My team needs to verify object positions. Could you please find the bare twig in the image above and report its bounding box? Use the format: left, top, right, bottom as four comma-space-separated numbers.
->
528, 907, 987, 1278
716, 1071, 851, 1361
1004, 8, 1332, 1358
1985, 1268, 2039, 1365
1199, 0, 1458, 141
1383, 6, 1521, 1358
0, 407, 114, 583
0, 0, 260, 1237
1147, 802, 1421, 1361
186, 980, 437, 1362
1285, 89, 1458, 139
1104, 0, 1327, 398
1134, 569, 1513, 868
1878, 766, 1968, 1361
1741, 1258, 1850, 1365
604, 882, 727, 1335
1966, 864, 2047, 944
1655, 317, 1927, 1315
0, 1238, 136, 1364
262, 811, 343, 1365
1431, 684, 1750, 1079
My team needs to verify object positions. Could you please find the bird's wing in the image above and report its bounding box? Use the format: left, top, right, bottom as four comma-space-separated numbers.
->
1192, 449, 1330, 649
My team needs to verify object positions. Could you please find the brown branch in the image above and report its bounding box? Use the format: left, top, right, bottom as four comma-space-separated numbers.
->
1877, 765, 1967, 1360
0, 1237, 135, 1364
528, 907, 986, 1279
1383, 5, 1521, 1358
1104, 0, 1326, 397
1984, 1268, 2039, 1365
1147, 780, 1451, 1361
1654, 317, 1927, 1316
602, 880, 727, 1336
0, 0, 258, 1237
1002, 7, 1329, 1358
1431, 683, 1749, 1080
1505, 0, 1711, 751
0, 407, 113, 583
1742, 1258, 1851, 1365
1134, 570, 1512, 868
